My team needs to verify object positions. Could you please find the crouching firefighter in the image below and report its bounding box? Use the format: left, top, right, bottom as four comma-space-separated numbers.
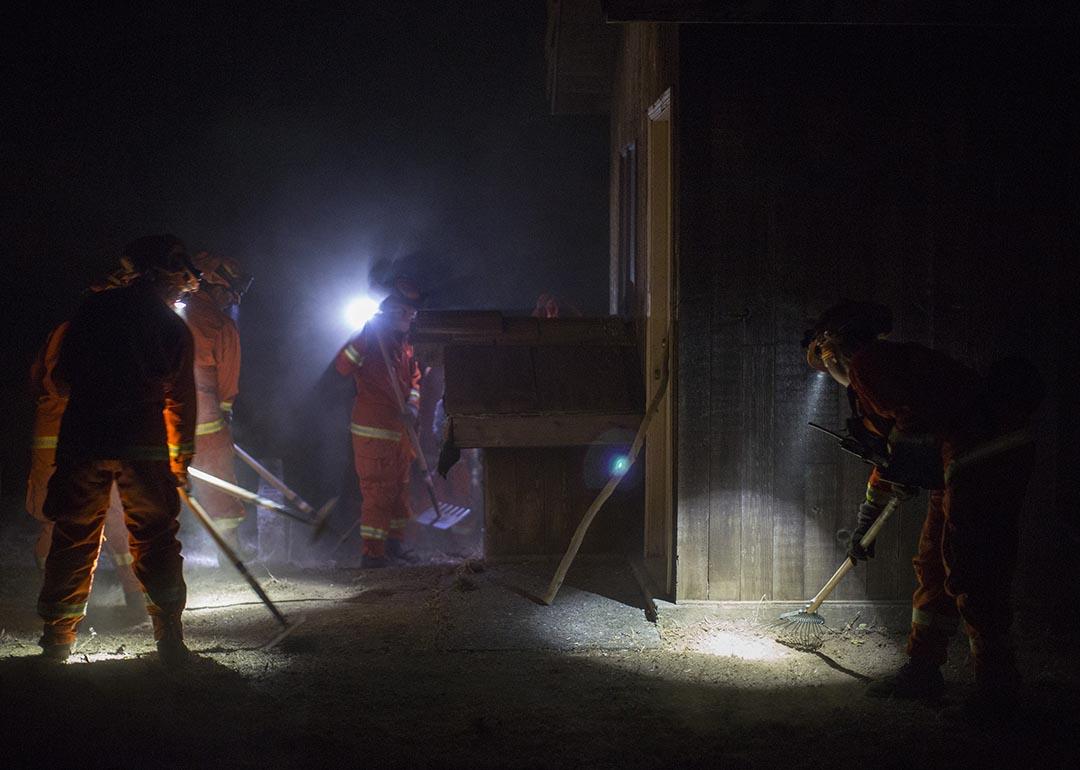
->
805, 300, 1043, 712
36, 235, 199, 666
334, 277, 423, 568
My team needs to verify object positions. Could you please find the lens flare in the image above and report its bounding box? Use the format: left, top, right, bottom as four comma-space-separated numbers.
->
344, 296, 380, 330
610, 455, 630, 476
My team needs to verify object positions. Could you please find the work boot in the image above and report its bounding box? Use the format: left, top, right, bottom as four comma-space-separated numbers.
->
385, 539, 415, 564
152, 614, 190, 668
156, 637, 191, 668
866, 658, 945, 700
39, 640, 73, 663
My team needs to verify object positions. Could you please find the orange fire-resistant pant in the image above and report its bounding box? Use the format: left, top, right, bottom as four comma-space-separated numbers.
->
190, 427, 246, 530
37, 459, 186, 646
27, 447, 142, 594
906, 444, 1034, 678
353, 436, 413, 558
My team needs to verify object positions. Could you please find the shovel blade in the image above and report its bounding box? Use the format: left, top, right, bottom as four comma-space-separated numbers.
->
415, 503, 472, 530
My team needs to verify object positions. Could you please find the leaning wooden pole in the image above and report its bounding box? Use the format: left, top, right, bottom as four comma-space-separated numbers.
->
541, 332, 671, 606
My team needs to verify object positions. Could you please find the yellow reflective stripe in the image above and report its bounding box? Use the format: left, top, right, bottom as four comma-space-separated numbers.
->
912, 608, 961, 632
408, 389, 420, 403
38, 600, 87, 620
343, 344, 363, 365
359, 525, 388, 540
196, 419, 226, 436
168, 442, 195, 458
111, 551, 135, 566
350, 423, 401, 441
32, 435, 59, 449
389, 518, 409, 529
212, 516, 245, 531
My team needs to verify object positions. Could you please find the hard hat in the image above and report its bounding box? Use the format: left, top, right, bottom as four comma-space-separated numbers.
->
803, 299, 893, 370
191, 251, 253, 298
120, 235, 201, 293
379, 275, 425, 312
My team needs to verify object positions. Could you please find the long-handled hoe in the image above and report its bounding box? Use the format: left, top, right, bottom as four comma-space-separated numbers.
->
770, 495, 901, 649
180, 488, 302, 649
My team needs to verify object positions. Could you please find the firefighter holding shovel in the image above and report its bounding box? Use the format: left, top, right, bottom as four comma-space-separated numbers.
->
334, 277, 424, 568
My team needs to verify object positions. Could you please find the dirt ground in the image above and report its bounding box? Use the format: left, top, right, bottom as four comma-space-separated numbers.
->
2, 513, 1078, 769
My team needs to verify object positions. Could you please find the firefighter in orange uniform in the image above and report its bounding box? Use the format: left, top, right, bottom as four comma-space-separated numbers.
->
27, 317, 145, 610
805, 300, 1042, 712
37, 235, 198, 665
182, 251, 252, 556
335, 278, 423, 568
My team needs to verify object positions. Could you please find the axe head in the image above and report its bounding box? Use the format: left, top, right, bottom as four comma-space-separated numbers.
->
310, 496, 339, 543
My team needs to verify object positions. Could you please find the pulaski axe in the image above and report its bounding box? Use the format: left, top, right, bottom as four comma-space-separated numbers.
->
179, 488, 301, 648
186, 466, 332, 544
232, 444, 338, 541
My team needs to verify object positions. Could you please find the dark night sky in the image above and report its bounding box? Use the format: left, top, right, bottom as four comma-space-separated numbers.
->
1, 3, 610, 492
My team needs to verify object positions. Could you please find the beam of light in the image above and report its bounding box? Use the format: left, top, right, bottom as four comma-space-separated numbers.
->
693, 630, 789, 662
173, 300, 186, 311
609, 454, 630, 476
344, 295, 380, 330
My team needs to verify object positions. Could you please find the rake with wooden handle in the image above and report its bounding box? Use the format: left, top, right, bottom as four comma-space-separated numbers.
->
769, 495, 901, 649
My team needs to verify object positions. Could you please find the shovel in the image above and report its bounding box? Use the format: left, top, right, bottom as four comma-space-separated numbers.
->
372, 326, 471, 529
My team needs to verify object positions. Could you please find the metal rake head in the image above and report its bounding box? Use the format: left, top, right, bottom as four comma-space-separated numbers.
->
768, 609, 830, 651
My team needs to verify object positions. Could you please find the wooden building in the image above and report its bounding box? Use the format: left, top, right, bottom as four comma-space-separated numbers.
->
547, 1, 1079, 603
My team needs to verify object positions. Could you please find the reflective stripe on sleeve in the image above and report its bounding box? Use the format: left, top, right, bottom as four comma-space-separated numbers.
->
912, 608, 961, 633
32, 435, 59, 449
168, 442, 196, 458
408, 388, 420, 404
350, 423, 402, 441
343, 344, 364, 365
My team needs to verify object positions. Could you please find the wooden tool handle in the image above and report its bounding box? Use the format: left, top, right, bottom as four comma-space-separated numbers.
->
803, 496, 900, 614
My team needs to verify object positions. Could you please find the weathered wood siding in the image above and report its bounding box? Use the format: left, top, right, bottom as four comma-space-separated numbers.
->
675, 24, 1075, 601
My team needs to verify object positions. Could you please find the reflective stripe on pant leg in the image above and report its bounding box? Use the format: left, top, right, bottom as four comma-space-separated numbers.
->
355, 436, 402, 559
37, 459, 117, 645
117, 460, 186, 617
906, 490, 959, 666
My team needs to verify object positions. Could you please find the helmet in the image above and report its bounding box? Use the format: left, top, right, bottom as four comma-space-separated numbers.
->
803, 299, 893, 371
120, 235, 200, 293
379, 275, 425, 312
191, 251, 253, 300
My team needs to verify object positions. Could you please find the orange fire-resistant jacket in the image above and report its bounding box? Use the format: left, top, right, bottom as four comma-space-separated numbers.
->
54, 282, 196, 469
29, 321, 70, 451
335, 317, 421, 443
847, 339, 987, 501
181, 289, 241, 447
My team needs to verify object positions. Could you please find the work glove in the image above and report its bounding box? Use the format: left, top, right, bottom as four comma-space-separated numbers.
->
171, 454, 193, 492
848, 501, 883, 562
